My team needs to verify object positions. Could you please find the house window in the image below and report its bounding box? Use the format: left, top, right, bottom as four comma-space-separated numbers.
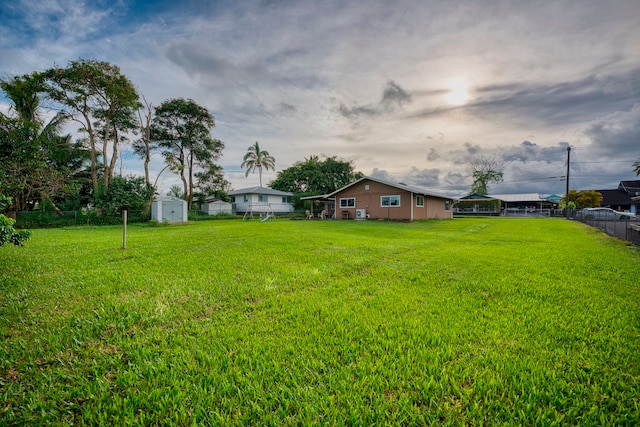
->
416, 195, 424, 207
258, 195, 268, 202
445, 200, 451, 211
339, 198, 355, 208
282, 196, 291, 203
243, 195, 249, 202
231, 196, 236, 203
381, 195, 400, 207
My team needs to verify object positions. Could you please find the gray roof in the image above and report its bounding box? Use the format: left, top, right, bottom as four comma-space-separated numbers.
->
490, 193, 546, 202
228, 186, 293, 197
329, 176, 455, 200
204, 196, 231, 203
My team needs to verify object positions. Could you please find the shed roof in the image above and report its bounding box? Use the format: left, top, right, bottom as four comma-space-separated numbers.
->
204, 196, 232, 203
154, 196, 186, 202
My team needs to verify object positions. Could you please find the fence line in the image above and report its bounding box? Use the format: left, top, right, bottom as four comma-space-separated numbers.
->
12, 210, 149, 228
573, 210, 640, 246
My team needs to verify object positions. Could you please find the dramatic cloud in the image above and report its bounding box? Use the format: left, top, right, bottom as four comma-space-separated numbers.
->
337, 80, 412, 121
1, 0, 639, 195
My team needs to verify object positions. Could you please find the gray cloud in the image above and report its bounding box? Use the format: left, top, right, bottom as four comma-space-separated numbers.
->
406, 167, 440, 188
499, 141, 570, 163
370, 168, 393, 181
469, 69, 640, 127
583, 103, 640, 159
338, 80, 411, 120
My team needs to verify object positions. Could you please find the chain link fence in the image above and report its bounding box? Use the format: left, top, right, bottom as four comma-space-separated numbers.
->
572, 209, 640, 246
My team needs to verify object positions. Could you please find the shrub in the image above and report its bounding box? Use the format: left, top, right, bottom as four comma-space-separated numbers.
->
0, 214, 30, 246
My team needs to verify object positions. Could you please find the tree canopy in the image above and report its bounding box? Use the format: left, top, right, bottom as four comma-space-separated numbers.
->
0, 74, 89, 211
467, 156, 504, 195
151, 98, 226, 209
563, 189, 603, 209
42, 59, 140, 193
269, 155, 363, 207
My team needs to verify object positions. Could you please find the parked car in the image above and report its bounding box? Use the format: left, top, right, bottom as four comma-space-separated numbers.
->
582, 207, 638, 221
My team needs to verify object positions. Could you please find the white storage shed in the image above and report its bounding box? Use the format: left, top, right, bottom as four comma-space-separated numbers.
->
200, 197, 233, 215
151, 196, 188, 223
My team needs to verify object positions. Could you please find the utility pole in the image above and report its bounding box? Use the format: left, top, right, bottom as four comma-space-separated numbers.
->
565, 146, 571, 219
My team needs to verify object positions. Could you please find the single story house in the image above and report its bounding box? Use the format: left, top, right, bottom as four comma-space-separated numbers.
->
151, 196, 188, 223
229, 186, 294, 215
200, 197, 233, 215
327, 176, 455, 220
596, 180, 640, 214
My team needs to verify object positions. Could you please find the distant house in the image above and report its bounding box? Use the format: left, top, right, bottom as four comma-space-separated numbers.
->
200, 197, 233, 215
229, 186, 294, 215
327, 176, 455, 220
455, 193, 501, 215
151, 196, 188, 223
491, 193, 559, 211
456, 193, 561, 216
596, 180, 640, 214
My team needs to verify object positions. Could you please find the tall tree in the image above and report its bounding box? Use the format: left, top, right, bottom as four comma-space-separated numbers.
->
0, 74, 87, 211
270, 155, 363, 208
241, 141, 275, 187
151, 98, 224, 209
634, 158, 640, 176
133, 96, 154, 187
466, 156, 504, 195
43, 59, 140, 193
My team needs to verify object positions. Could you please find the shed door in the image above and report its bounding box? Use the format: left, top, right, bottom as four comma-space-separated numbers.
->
166, 201, 183, 222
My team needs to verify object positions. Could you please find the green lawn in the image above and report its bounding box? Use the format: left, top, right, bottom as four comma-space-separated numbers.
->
1, 218, 639, 425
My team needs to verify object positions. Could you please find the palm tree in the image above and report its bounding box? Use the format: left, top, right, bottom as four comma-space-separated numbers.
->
634, 158, 640, 176
241, 142, 275, 187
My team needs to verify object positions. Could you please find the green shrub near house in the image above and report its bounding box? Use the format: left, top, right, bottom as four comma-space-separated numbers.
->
1, 218, 638, 425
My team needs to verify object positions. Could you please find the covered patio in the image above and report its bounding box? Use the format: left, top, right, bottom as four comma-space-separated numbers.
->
299, 194, 336, 219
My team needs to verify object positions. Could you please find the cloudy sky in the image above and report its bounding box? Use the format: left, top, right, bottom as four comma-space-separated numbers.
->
1, 0, 639, 196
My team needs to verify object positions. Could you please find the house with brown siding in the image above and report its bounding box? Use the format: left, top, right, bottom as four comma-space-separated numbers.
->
328, 176, 455, 220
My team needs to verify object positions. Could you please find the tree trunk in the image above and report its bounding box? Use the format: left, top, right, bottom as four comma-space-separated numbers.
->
179, 150, 188, 207
102, 114, 111, 190
187, 151, 194, 209
108, 122, 119, 181
81, 109, 99, 194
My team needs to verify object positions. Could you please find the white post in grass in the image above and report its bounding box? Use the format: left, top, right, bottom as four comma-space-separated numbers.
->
122, 210, 127, 250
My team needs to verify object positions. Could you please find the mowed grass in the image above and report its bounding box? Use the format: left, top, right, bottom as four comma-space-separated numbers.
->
1, 218, 639, 425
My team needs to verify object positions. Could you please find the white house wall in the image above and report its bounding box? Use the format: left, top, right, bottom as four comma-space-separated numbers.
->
202, 202, 233, 215
233, 194, 294, 214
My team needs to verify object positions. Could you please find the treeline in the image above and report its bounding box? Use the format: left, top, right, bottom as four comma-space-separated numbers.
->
1, 59, 365, 220
0, 59, 228, 215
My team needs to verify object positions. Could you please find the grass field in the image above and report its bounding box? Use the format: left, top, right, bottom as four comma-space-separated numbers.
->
1, 218, 639, 425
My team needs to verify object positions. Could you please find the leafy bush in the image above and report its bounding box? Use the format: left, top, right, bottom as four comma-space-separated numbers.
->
93, 175, 154, 215
0, 214, 30, 246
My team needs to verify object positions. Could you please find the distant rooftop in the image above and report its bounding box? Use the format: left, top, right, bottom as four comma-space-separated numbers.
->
228, 186, 293, 196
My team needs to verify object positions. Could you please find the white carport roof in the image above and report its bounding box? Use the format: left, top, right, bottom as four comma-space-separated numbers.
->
490, 193, 545, 203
